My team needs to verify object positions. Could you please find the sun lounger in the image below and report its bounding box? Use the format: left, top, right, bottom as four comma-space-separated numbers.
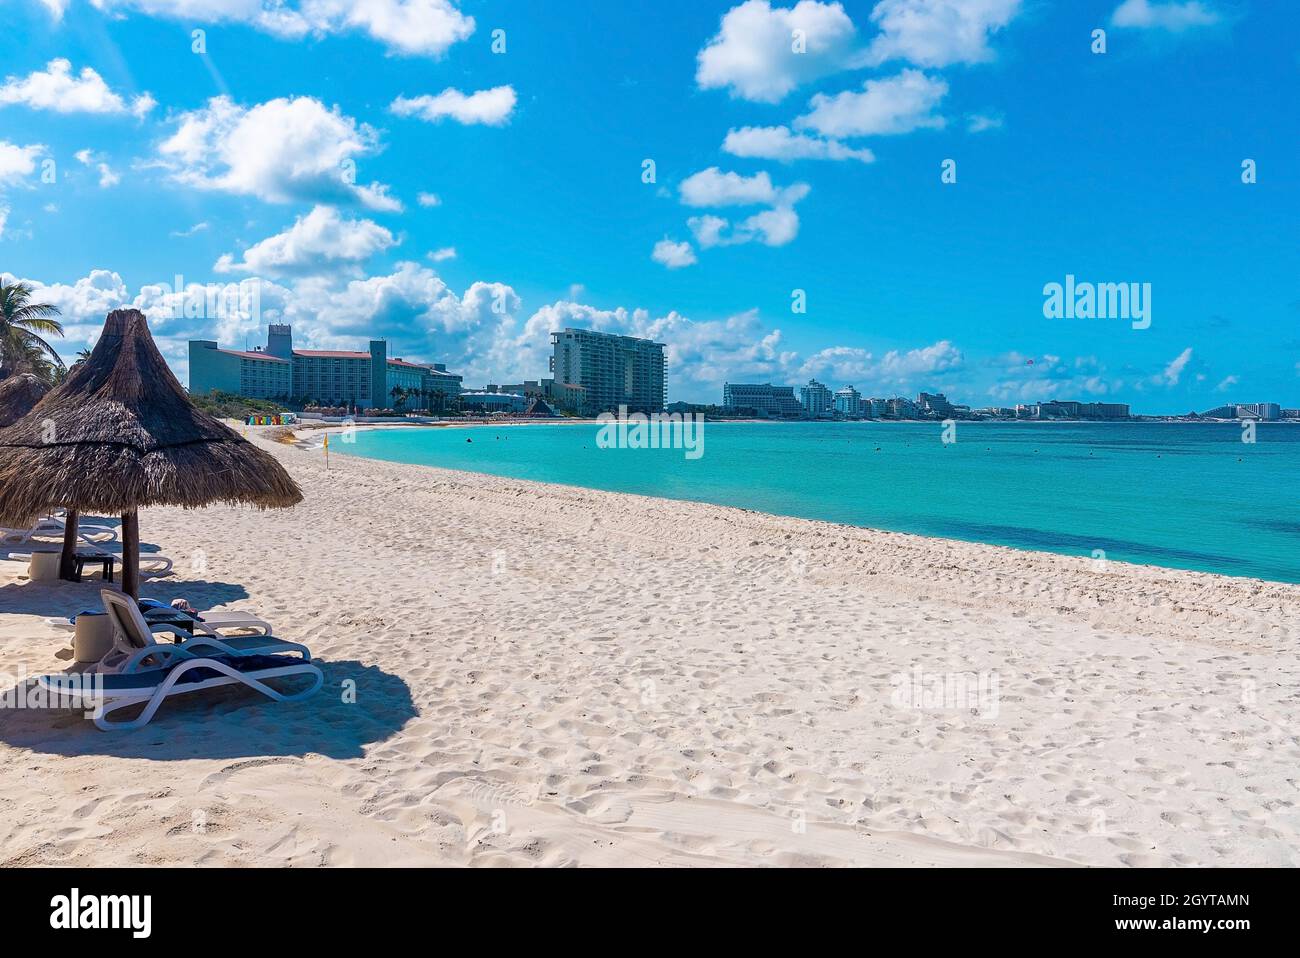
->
1, 515, 119, 548
5, 544, 174, 578
37, 654, 323, 731
94, 590, 307, 674
43, 602, 273, 637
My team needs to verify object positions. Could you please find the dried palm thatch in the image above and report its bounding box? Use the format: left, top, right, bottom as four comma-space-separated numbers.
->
0, 373, 50, 429
0, 309, 302, 596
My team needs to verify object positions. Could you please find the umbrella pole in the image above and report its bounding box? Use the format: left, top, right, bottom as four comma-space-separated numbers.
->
58, 509, 80, 581
121, 510, 140, 600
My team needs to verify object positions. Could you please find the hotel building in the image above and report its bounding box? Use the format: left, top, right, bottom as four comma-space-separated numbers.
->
549, 328, 667, 415
722, 383, 805, 418
834, 385, 863, 418
800, 379, 834, 418
918, 392, 954, 418
189, 324, 462, 408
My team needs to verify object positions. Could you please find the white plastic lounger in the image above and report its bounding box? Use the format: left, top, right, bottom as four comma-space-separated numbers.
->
96, 590, 307, 674
38, 654, 323, 731
2, 516, 119, 548
5, 548, 174, 578
43, 605, 273, 637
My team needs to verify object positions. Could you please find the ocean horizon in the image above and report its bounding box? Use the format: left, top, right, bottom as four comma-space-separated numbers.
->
339, 420, 1300, 585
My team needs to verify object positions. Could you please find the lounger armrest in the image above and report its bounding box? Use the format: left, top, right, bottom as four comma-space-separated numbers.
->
120, 644, 193, 674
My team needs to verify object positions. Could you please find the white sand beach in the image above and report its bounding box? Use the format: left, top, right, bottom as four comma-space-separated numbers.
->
1, 431, 1297, 867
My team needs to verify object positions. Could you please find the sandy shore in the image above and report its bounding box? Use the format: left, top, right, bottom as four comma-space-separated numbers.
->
1, 432, 1297, 867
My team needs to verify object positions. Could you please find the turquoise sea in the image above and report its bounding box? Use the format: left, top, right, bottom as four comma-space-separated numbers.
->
340, 421, 1300, 583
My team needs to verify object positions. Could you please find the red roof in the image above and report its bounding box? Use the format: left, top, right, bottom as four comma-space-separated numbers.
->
293, 350, 372, 360
220, 349, 289, 363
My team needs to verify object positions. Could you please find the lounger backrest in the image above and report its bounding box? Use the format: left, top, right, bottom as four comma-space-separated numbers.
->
100, 589, 158, 655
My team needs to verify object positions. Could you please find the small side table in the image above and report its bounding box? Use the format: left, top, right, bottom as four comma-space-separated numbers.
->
72, 554, 116, 583
74, 612, 115, 664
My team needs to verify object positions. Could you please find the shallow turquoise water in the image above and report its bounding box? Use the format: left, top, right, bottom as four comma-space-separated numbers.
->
340, 421, 1300, 583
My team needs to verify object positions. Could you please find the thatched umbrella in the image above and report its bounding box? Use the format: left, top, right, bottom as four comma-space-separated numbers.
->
0, 309, 302, 598
0, 373, 50, 429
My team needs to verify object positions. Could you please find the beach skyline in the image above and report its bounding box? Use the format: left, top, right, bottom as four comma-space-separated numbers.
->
2, 0, 1296, 412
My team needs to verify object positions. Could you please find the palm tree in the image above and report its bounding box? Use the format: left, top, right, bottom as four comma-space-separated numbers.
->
13, 339, 67, 386
0, 280, 64, 380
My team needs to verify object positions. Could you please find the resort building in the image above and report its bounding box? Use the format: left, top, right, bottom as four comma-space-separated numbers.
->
459, 391, 528, 414
189, 324, 463, 409
1020, 401, 1131, 420
918, 392, 954, 418
886, 397, 921, 419
549, 328, 667, 415
865, 398, 887, 419
834, 386, 863, 418
800, 379, 834, 418
722, 383, 804, 418
1237, 402, 1281, 421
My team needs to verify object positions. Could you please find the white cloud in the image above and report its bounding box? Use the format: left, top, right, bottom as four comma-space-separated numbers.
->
651, 238, 697, 269
75, 149, 120, 188
696, 0, 861, 103
0, 140, 45, 185
215, 205, 396, 277
691, 207, 804, 248
88, 0, 476, 57
865, 0, 1022, 68
688, 215, 730, 249
1111, 0, 1220, 31
1, 267, 264, 374
417, 192, 441, 207
390, 86, 517, 126
722, 125, 875, 163
39, 0, 69, 18
799, 339, 964, 386
1154, 347, 1193, 386
677, 168, 810, 255
0, 205, 8, 240
0, 59, 155, 117
156, 95, 400, 211
796, 68, 947, 138
984, 353, 1122, 401
170, 221, 210, 238
308, 0, 477, 55
427, 246, 456, 262
680, 167, 809, 207
966, 112, 1002, 132
1215, 374, 1238, 392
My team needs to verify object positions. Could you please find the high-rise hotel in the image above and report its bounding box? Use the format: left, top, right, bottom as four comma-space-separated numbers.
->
549, 328, 667, 415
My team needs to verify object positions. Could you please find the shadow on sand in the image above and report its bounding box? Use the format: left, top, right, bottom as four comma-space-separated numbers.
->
0, 659, 416, 761
0, 577, 252, 619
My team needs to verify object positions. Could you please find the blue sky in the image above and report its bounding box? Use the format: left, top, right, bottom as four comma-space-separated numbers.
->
1, 0, 1295, 411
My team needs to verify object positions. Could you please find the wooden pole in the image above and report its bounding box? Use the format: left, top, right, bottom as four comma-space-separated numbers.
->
121, 510, 140, 600
58, 509, 80, 581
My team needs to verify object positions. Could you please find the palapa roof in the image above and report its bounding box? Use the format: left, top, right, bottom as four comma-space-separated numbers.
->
0, 373, 50, 429
0, 309, 302, 526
